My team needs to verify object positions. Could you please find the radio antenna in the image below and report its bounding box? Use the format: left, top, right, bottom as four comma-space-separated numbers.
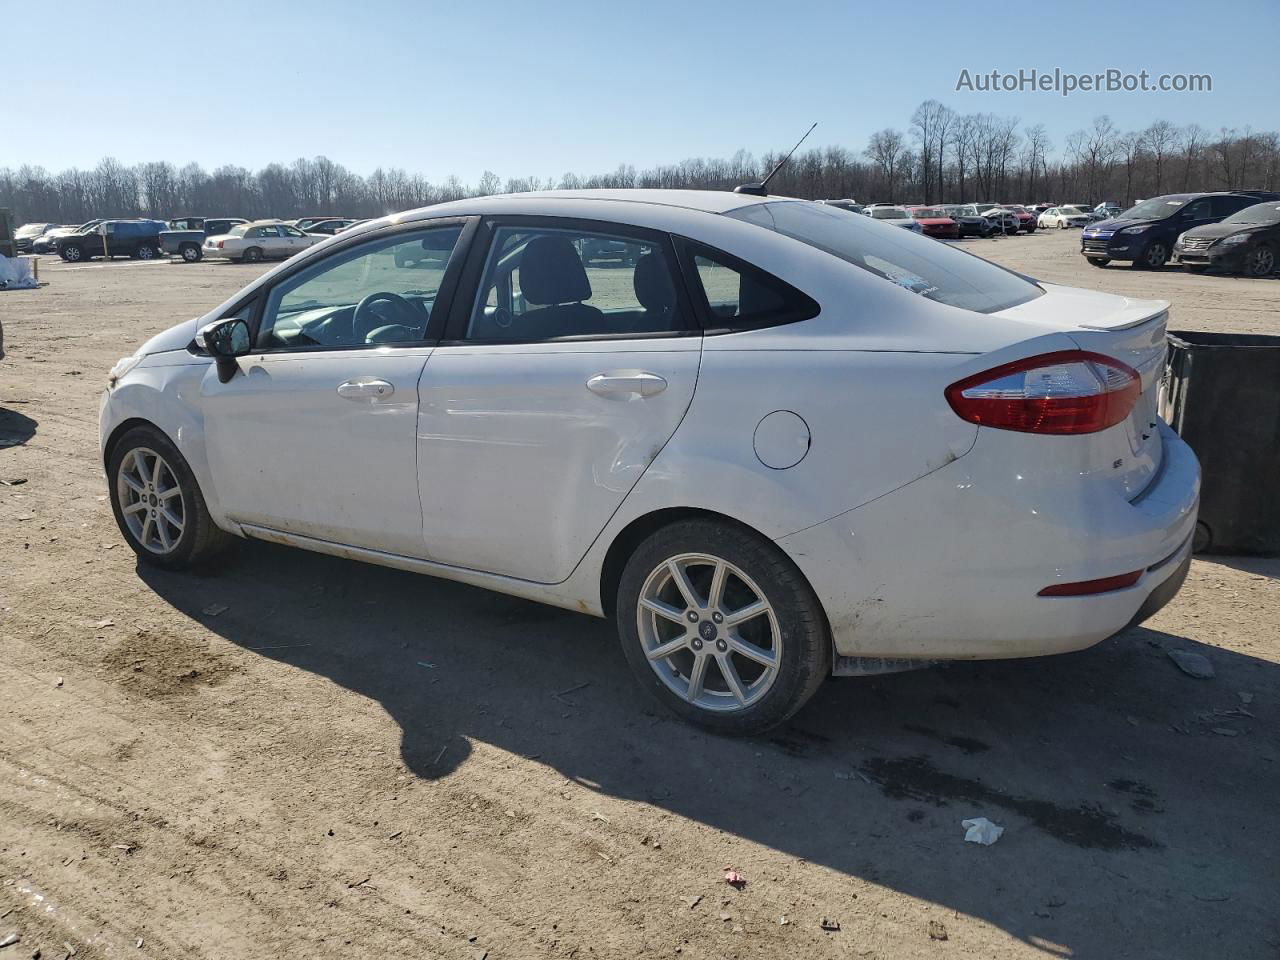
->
734, 122, 818, 196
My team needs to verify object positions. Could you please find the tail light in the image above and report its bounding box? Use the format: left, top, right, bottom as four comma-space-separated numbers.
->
945, 350, 1140, 435
216, 240, 224, 249
1038, 570, 1142, 596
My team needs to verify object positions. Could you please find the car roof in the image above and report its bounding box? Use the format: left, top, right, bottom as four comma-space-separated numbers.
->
396, 189, 777, 222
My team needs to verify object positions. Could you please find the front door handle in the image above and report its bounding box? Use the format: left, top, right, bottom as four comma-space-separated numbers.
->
337, 377, 395, 401
586, 371, 668, 398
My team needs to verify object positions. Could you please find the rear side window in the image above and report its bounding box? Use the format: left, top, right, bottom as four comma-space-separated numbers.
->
681, 243, 819, 330
729, 200, 1042, 314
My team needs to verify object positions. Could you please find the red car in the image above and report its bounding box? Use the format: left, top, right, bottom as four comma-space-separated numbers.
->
1001, 205, 1039, 233
906, 206, 961, 240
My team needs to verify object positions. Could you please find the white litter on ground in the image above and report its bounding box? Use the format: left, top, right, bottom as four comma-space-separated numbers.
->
961, 817, 1005, 845
0, 254, 38, 290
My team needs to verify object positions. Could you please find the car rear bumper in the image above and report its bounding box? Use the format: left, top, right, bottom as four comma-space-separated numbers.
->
776, 421, 1200, 661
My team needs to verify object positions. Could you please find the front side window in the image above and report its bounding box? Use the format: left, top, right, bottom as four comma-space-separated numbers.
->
466, 226, 685, 341
730, 199, 1042, 314
258, 226, 463, 350
281, 225, 306, 238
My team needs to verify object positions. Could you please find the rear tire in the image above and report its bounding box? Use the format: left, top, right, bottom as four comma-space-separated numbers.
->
617, 519, 830, 735
180, 244, 202, 263
135, 243, 157, 260
107, 425, 233, 570
243, 247, 264, 263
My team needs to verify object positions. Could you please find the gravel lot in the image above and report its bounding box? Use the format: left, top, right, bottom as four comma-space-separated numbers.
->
1, 229, 1277, 960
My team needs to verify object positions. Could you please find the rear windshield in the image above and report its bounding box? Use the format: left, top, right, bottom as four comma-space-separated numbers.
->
869, 207, 908, 219
16, 223, 48, 237
229, 225, 250, 237
729, 200, 1043, 314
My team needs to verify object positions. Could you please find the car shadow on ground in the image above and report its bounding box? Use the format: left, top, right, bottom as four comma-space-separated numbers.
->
0, 406, 38, 448
138, 539, 1280, 959
1197, 552, 1280, 581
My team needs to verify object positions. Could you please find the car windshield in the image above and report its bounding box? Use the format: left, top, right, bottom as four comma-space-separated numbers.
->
912, 208, 946, 218
1061, 207, 1086, 215
1224, 202, 1280, 224
16, 224, 47, 237
730, 200, 1042, 314
1121, 196, 1190, 219
870, 207, 908, 219
1005, 205, 1026, 212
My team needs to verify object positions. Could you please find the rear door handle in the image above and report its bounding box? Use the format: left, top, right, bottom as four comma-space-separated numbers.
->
337, 377, 395, 401
586, 371, 667, 398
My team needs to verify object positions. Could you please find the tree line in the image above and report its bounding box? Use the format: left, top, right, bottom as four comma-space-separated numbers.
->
3, 102, 1277, 224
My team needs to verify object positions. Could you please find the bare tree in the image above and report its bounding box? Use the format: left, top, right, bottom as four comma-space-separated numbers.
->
865, 128, 906, 201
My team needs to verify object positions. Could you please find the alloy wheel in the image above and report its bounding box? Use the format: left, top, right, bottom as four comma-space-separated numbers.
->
1145, 243, 1168, 268
1249, 247, 1275, 276
636, 553, 781, 712
116, 447, 185, 555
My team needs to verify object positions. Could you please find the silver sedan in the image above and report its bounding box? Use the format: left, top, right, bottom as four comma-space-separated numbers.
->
203, 221, 324, 263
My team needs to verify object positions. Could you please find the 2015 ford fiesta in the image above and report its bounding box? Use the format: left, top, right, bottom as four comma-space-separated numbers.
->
100, 190, 1199, 734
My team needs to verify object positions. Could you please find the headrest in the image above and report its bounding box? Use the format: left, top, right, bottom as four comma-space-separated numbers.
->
520, 236, 591, 305
633, 252, 676, 313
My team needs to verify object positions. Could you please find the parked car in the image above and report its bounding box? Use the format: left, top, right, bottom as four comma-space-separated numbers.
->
906, 206, 960, 240
974, 204, 1020, 235
202, 221, 324, 263
14, 222, 57, 253
291, 217, 344, 232
1174, 201, 1280, 276
1081, 191, 1280, 268
940, 205, 998, 238
33, 220, 102, 254
1039, 206, 1092, 230
866, 206, 923, 232
55, 220, 167, 262
161, 217, 249, 262
100, 188, 1198, 734
816, 199, 864, 214
1001, 205, 1038, 233
303, 218, 358, 236
1094, 202, 1123, 219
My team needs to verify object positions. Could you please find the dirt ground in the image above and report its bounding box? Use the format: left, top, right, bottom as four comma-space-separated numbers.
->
1, 230, 1277, 960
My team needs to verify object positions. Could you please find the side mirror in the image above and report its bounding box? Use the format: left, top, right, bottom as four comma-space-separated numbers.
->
199, 317, 252, 383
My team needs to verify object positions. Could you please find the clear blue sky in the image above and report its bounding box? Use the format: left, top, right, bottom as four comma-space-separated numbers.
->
10, 0, 1276, 183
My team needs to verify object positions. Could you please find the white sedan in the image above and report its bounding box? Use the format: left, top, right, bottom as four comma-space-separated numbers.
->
203, 221, 324, 263
864, 205, 923, 232
100, 190, 1199, 733
1039, 206, 1092, 229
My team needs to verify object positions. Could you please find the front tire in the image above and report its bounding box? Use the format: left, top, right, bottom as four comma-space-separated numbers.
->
1134, 241, 1169, 269
1088, 257, 1111, 267
107, 425, 233, 569
61, 244, 84, 262
1245, 244, 1275, 277
617, 519, 830, 735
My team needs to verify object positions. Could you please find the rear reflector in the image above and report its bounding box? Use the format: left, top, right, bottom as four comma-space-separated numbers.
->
1038, 570, 1143, 597
946, 350, 1140, 435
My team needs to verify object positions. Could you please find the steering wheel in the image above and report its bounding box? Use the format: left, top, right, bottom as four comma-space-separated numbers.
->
353, 292, 417, 342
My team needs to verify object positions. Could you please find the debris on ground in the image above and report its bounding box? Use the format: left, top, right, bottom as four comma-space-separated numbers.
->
778, 916, 789, 925
682, 895, 702, 910
723, 867, 746, 889
201, 603, 229, 617
1167, 649, 1214, 679
961, 817, 1004, 845
0, 478, 26, 486
96, 618, 114, 628
0, 932, 20, 949
927, 920, 949, 941
820, 917, 841, 931
54, 677, 63, 688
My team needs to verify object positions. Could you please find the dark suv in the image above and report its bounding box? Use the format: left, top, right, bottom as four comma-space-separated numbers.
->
1081, 191, 1280, 269
55, 220, 167, 263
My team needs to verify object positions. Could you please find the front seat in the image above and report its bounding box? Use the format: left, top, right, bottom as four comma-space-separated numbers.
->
519, 236, 605, 337
632, 252, 678, 331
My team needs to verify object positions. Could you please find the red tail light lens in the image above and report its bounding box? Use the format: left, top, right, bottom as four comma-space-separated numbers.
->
216, 240, 224, 249
945, 350, 1140, 435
